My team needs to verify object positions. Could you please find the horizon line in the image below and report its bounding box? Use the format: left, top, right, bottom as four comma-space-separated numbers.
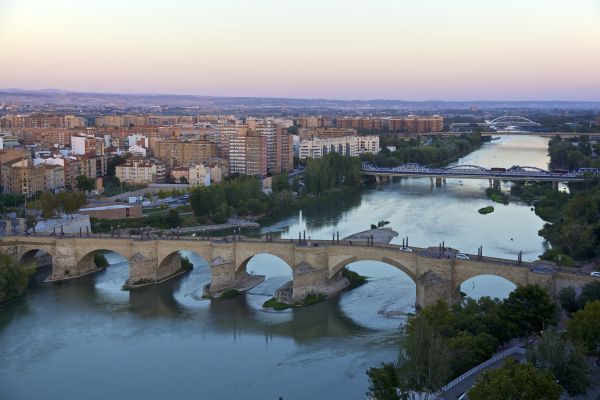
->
1, 88, 600, 104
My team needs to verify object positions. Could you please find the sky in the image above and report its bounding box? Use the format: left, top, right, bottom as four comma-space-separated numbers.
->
0, 0, 599, 100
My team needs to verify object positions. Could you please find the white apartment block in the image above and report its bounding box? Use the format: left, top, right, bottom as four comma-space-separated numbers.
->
298, 135, 379, 159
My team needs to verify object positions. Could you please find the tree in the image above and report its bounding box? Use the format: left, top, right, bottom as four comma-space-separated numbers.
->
25, 214, 37, 231
527, 329, 590, 395
0, 252, 34, 304
578, 281, 600, 308
179, 176, 188, 184
76, 175, 95, 191
107, 154, 126, 177
366, 362, 400, 400
39, 191, 57, 218
501, 285, 556, 336
396, 317, 450, 399
56, 191, 87, 217
163, 209, 181, 229
272, 173, 290, 192
558, 286, 580, 314
567, 300, 600, 358
468, 360, 562, 400
447, 332, 498, 379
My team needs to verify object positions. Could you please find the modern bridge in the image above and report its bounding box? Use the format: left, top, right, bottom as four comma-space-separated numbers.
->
1, 235, 594, 310
362, 162, 600, 187
450, 115, 543, 132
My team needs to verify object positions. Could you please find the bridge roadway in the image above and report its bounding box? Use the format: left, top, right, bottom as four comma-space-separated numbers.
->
2, 234, 594, 309
362, 163, 600, 186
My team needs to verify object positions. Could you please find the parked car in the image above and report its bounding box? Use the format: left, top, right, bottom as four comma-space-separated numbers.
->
400, 246, 413, 252
591, 271, 600, 277
456, 253, 470, 260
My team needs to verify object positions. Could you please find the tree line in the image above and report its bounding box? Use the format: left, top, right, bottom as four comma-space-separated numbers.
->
361, 133, 482, 168
511, 136, 600, 264
367, 283, 600, 399
190, 153, 362, 224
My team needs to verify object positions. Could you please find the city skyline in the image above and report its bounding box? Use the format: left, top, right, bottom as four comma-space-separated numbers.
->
1, 0, 599, 101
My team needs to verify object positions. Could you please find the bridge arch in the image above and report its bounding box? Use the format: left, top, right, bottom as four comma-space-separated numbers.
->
441, 165, 490, 173
158, 249, 211, 270
75, 249, 129, 279
459, 274, 517, 301
329, 254, 417, 283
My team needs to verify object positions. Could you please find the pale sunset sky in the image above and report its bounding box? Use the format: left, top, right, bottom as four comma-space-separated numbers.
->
0, 0, 599, 100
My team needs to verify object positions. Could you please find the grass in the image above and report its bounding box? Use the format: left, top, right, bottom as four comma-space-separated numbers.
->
300, 293, 327, 306
478, 206, 495, 215
263, 293, 328, 309
263, 298, 294, 310
219, 288, 240, 299
342, 267, 368, 288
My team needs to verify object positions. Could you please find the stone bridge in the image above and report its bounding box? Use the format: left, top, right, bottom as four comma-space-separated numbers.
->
0, 236, 594, 309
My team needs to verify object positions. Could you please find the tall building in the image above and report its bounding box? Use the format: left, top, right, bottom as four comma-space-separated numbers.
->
276, 127, 294, 172
229, 131, 267, 176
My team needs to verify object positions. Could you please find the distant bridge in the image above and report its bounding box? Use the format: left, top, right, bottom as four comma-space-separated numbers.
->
362, 163, 600, 184
450, 115, 543, 132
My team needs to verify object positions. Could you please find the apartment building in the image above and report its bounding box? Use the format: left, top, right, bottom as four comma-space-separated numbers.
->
0, 114, 86, 129
71, 135, 106, 156
387, 115, 444, 133
149, 138, 217, 168
299, 135, 379, 159
229, 131, 267, 176
1, 159, 45, 196
44, 165, 65, 191
115, 160, 166, 184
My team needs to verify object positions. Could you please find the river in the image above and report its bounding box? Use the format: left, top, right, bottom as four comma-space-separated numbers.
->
0, 135, 551, 400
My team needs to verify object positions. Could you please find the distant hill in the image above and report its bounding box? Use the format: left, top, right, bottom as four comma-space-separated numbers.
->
1, 88, 599, 110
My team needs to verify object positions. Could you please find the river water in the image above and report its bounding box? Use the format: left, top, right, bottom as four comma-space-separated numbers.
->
0, 136, 550, 400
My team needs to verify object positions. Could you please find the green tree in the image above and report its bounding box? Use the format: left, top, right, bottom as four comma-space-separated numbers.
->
447, 332, 498, 378
272, 173, 290, 192
396, 317, 450, 398
39, 191, 57, 218
93, 253, 109, 269
578, 281, 600, 307
558, 286, 580, 314
56, 191, 87, 217
76, 175, 96, 191
366, 362, 400, 400
527, 328, 590, 395
468, 360, 562, 400
25, 214, 37, 230
567, 300, 600, 358
501, 285, 556, 336
179, 176, 188, 184
0, 252, 34, 304
163, 209, 181, 228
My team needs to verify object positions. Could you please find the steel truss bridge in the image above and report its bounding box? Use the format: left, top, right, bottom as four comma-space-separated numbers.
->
361, 163, 600, 182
